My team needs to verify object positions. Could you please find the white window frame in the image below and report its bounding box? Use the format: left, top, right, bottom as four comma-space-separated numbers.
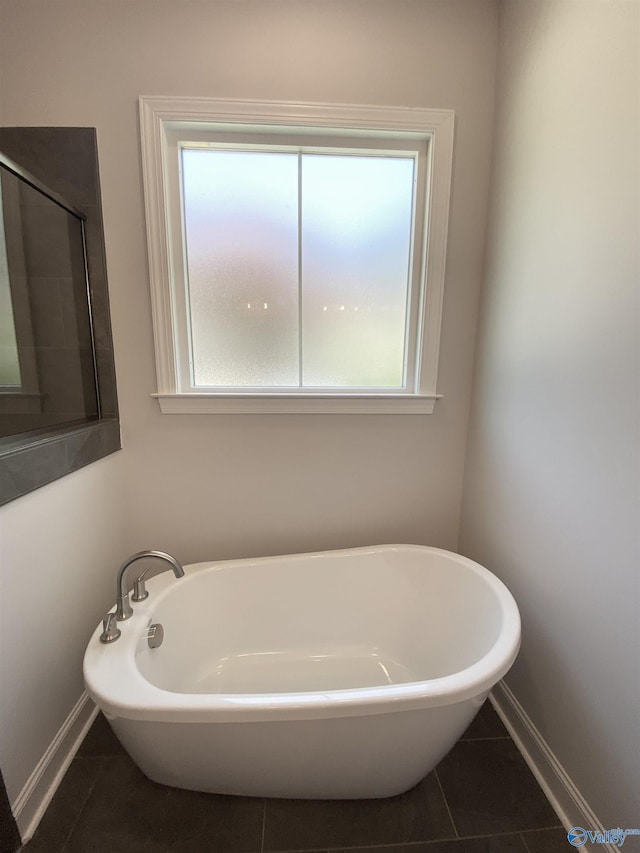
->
139, 97, 455, 414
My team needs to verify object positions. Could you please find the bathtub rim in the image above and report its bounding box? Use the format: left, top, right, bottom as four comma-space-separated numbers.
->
84, 544, 521, 724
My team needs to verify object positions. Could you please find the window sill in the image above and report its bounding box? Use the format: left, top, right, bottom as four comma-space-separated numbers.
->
152, 393, 441, 415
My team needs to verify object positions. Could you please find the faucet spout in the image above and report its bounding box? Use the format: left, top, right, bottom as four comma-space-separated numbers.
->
116, 550, 184, 621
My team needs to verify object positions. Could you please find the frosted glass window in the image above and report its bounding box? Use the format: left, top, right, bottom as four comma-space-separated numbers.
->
301, 155, 414, 388
182, 149, 299, 387
181, 149, 415, 390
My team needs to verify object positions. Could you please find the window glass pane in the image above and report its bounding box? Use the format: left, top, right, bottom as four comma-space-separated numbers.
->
300, 154, 414, 388
182, 149, 299, 387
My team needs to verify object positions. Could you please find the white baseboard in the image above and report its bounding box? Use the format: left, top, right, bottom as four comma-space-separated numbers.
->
491, 681, 616, 853
12, 691, 98, 843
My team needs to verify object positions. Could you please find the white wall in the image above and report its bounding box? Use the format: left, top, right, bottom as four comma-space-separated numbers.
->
0, 455, 127, 804
0, 0, 498, 565
0, 2, 129, 811
0, 0, 498, 814
460, 0, 639, 829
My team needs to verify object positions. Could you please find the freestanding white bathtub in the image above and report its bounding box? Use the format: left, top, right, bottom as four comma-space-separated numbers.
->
83, 545, 520, 799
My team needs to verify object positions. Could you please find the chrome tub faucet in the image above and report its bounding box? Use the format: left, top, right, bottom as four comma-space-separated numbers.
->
100, 550, 184, 644
117, 550, 184, 619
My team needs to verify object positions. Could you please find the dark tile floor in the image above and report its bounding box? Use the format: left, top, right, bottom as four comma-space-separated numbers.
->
22, 700, 568, 853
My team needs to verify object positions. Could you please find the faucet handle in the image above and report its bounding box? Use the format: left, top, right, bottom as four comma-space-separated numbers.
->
99, 611, 121, 644
132, 569, 150, 602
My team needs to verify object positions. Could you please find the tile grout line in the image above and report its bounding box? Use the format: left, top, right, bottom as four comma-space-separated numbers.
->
434, 768, 459, 839
520, 831, 534, 853
58, 757, 109, 853
321, 825, 567, 852
260, 798, 267, 853
459, 735, 511, 742
242, 826, 572, 853
270, 846, 331, 853
519, 827, 567, 852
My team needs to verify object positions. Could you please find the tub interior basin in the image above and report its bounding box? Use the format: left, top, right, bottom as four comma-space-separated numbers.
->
165, 645, 416, 694
134, 546, 507, 696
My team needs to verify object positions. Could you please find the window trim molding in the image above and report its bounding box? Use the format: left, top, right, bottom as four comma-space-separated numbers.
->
139, 97, 455, 414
